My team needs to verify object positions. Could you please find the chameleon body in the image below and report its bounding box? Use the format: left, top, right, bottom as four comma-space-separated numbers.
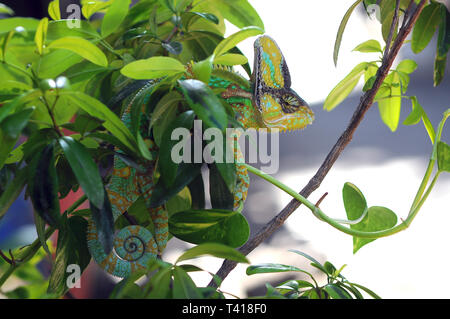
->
87, 36, 314, 278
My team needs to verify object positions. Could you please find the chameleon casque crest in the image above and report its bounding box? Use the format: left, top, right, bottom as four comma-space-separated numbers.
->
86, 35, 314, 278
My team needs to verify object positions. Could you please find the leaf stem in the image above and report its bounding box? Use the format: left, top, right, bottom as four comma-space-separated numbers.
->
0, 226, 55, 288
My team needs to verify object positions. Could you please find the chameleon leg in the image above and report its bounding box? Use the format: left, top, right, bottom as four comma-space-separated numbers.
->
87, 157, 158, 278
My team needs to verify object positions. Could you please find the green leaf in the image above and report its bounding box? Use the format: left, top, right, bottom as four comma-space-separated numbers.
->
363, 75, 376, 92
343, 182, 368, 222
349, 282, 381, 299
33, 207, 51, 256
213, 26, 263, 58
396, 59, 418, 74
48, 0, 61, 20
187, 173, 205, 210
37, 49, 84, 79
82, 0, 112, 19
434, 54, 447, 87
176, 243, 249, 264
333, 0, 364, 66
0, 17, 39, 33
172, 266, 203, 299
150, 91, 183, 135
420, 109, 436, 145
158, 110, 195, 187
35, 18, 49, 55
0, 107, 34, 139
28, 143, 62, 228
48, 216, 91, 297
403, 96, 423, 125
0, 80, 30, 103
47, 19, 101, 41
166, 187, 191, 215
144, 265, 173, 299
377, 72, 401, 131
0, 92, 41, 169
183, 12, 219, 26
210, 0, 264, 29
110, 279, 143, 299
209, 163, 235, 210
288, 249, 328, 274
58, 136, 105, 210
169, 209, 249, 247
324, 284, 353, 299
380, 0, 398, 42
437, 141, 450, 172
152, 96, 180, 147
437, 4, 450, 57
101, 0, 131, 38
47, 36, 108, 67
411, 2, 441, 54
246, 263, 304, 275
150, 162, 202, 208
178, 79, 228, 130
352, 39, 382, 53
213, 53, 248, 66
0, 167, 27, 222
59, 91, 139, 156
1, 29, 14, 61
89, 187, 114, 254
396, 71, 410, 93
0, 4, 14, 15
324, 62, 368, 111
192, 57, 213, 84
403, 97, 435, 144
434, 5, 449, 87
70, 114, 105, 136
178, 264, 204, 273
351, 206, 398, 253
121, 56, 185, 80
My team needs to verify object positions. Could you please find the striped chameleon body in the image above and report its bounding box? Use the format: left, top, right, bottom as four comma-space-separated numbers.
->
87, 36, 314, 278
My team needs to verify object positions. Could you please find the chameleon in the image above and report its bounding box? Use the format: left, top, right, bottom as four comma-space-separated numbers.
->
86, 35, 314, 278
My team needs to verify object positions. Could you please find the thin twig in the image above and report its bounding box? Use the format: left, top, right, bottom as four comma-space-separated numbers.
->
208, 0, 428, 288
8, 250, 15, 266
0, 250, 12, 265
402, 0, 416, 29
315, 192, 329, 208
382, 0, 400, 62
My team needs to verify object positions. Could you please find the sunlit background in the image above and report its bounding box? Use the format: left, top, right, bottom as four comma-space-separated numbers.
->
0, 0, 449, 299
177, 0, 450, 298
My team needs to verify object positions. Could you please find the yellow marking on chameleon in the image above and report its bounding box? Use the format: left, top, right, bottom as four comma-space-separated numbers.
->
260, 94, 314, 131
113, 167, 131, 178
108, 191, 131, 213
259, 37, 284, 89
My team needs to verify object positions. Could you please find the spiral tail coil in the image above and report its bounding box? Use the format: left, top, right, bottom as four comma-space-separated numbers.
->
87, 223, 158, 277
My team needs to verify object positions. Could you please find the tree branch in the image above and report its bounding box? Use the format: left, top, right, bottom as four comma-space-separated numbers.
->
208, 0, 428, 288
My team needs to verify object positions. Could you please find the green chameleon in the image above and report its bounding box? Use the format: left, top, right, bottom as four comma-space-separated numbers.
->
87, 35, 314, 278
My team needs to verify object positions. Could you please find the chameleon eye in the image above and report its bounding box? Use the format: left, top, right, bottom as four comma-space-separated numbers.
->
280, 93, 302, 113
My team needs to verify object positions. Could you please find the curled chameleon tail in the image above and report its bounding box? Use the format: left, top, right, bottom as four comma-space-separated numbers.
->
87, 35, 313, 278
87, 83, 168, 278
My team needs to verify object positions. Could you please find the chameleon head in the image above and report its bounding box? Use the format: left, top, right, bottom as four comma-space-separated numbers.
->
253, 35, 314, 132
258, 91, 314, 131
